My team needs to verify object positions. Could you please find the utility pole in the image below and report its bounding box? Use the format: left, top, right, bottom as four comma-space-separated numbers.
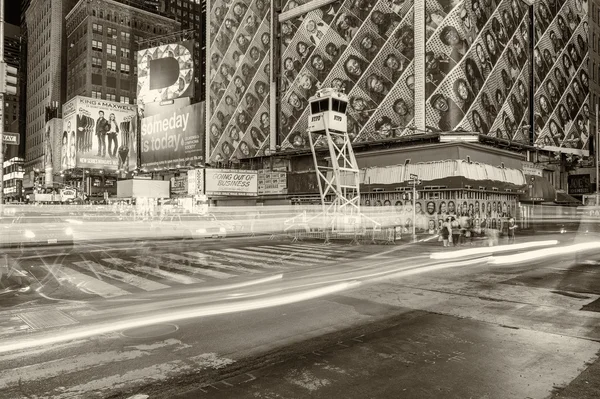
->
0, 0, 5, 207
409, 173, 420, 241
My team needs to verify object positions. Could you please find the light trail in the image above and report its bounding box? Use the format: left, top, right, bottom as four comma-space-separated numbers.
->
488, 241, 600, 265
0, 281, 359, 355
430, 240, 559, 260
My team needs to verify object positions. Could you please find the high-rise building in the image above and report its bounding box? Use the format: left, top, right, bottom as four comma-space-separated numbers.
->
3, 23, 21, 139
65, 0, 180, 103
24, 0, 78, 177
160, 0, 206, 102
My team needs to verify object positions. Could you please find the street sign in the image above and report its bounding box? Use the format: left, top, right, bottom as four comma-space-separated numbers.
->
2, 132, 19, 146
409, 173, 419, 180
408, 180, 422, 185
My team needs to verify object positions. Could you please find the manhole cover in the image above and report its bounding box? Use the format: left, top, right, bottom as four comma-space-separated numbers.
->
18, 310, 78, 330
121, 324, 178, 339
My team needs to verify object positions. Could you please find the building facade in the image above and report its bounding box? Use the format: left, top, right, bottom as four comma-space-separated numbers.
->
65, 0, 180, 104
4, 23, 21, 140
24, 0, 77, 177
160, 0, 207, 102
205, 0, 591, 169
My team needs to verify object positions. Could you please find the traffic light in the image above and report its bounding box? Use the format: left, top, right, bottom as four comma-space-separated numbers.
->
0, 62, 17, 96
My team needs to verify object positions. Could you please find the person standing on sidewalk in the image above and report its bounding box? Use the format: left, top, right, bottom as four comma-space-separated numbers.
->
441, 217, 451, 247
507, 217, 517, 243
451, 216, 460, 247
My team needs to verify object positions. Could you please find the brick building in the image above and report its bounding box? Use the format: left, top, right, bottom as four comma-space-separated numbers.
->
65, 0, 180, 104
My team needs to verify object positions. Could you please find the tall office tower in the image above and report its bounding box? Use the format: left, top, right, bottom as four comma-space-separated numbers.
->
3, 23, 21, 137
65, 0, 180, 103
24, 0, 78, 177
19, 0, 32, 160
160, 0, 206, 102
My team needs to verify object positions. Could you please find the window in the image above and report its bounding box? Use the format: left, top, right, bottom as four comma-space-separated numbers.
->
91, 90, 101, 99
107, 60, 116, 72
120, 96, 130, 104
120, 63, 130, 74
92, 57, 102, 68
92, 40, 103, 52
107, 27, 117, 39
107, 44, 116, 55
121, 48, 130, 58
93, 23, 103, 34
107, 93, 116, 101
120, 31, 130, 42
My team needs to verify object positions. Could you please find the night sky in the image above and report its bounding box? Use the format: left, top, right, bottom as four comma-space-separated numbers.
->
6, 1, 21, 25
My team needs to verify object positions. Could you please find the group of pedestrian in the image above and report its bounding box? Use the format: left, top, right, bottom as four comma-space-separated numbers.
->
439, 215, 517, 247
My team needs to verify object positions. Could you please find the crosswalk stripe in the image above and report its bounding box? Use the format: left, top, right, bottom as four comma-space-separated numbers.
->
181, 252, 261, 274
221, 248, 306, 265
102, 257, 201, 285
260, 246, 342, 260
238, 247, 326, 264
73, 260, 169, 292
279, 244, 349, 253
149, 254, 235, 279
206, 250, 284, 269
55, 267, 130, 298
294, 244, 350, 253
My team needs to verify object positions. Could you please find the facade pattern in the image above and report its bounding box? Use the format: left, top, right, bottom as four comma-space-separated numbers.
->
207, 0, 271, 162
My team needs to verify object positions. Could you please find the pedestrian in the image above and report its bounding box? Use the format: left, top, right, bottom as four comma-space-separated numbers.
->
451, 217, 460, 246
441, 218, 451, 247
507, 217, 517, 243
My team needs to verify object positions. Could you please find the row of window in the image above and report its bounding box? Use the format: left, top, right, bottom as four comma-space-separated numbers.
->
91, 57, 131, 74
90, 91, 130, 104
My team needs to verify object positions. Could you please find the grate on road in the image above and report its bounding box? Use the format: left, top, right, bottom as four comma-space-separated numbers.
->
18, 310, 78, 330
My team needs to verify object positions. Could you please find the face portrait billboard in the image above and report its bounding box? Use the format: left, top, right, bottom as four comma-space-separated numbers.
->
137, 41, 195, 105
533, 0, 589, 155
277, 0, 413, 150
206, 0, 271, 163
140, 102, 205, 169
424, 0, 530, 142
61, 96, 138, 172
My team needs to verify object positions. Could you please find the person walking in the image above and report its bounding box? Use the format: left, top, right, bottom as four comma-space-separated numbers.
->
451, 216, 460, 247
507, 217, 517, 243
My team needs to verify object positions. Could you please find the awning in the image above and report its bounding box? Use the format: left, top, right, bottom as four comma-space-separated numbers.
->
555, 191, 581, 205
519, 175, 556, 202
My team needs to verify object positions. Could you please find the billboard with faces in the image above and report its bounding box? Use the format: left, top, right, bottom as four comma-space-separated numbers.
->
207, 0, 271, 163
60, 96, 138, 172
424, 0, 531, 144
533, 0, 589, 155
361, 196, 517, 232
137, 41, 195, 105
278, 0, 415, 150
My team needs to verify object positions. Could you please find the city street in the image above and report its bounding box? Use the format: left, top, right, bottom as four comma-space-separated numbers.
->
0, 233, 599, 398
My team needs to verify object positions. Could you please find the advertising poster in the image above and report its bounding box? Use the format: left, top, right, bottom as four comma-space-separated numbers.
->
137, 41, 195, 105
188, 168, 206, 195
140, 102, 205, 168
206, 0, 271, 162
423, 0, 531, 144
44, 118, 63, 185
60, 97, 137, 172
278, 0, 414, 149
533, 0, 589, 155
258, 169, 287, 195
61, 98, 78, 172
568, 174, 591, 195
205, 169, 258, 196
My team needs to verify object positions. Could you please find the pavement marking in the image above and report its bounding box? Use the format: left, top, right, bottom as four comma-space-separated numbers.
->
74, 260, 169, 292
55, 267, 130, 298
180, 252, 262, 274
293, 244, 350, 253
129, 257, 203, 285
218, 248, 305, 266
149, 254, 235, 279
206, 250, 285, 269
261, 245, 343, 261
0, 339, 188, 388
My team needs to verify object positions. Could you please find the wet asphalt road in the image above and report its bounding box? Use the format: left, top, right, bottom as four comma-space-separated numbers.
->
0, 234, 599, 398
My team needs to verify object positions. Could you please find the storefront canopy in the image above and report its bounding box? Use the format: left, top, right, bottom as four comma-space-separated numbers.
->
342, 160, 527, 192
